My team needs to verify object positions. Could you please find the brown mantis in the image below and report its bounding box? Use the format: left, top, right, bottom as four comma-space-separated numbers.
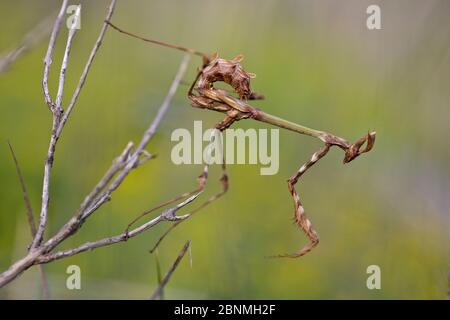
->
106, 21, 376, 258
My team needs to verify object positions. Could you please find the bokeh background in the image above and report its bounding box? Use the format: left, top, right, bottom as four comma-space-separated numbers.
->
0, 0, 449, 299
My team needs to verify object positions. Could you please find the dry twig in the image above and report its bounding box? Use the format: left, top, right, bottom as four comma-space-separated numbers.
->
149, 240, 191, 300
0, 0, 193, 289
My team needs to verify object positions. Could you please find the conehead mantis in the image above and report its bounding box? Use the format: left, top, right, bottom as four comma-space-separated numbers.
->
106, 21, 376, 258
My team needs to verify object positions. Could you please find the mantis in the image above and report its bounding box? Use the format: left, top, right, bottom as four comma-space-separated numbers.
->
106, 21, 376, 258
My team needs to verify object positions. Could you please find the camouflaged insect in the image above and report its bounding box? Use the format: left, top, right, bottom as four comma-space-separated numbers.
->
107, 21, 376, 258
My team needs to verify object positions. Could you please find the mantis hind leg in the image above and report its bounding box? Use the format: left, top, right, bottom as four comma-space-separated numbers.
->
270, 144, 331, 258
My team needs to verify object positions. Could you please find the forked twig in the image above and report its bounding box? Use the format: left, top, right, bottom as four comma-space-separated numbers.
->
0, 1, 199, 289
36, 191, 199, 264
42, 0, 68, 112
0, 51, 191, 291
0, 0, 119, 288
149, 166, 227, 253
22, 54, 189, 267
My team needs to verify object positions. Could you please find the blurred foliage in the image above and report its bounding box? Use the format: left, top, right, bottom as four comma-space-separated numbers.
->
0, 0, 448, 299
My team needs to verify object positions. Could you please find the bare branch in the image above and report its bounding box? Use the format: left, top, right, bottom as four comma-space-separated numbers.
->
37, 193, 199, 264
55, 6, 80, 110
31, 0, 70, 249
57, 1, 117, 135
150, 240, 191, 300
40, 55, 191, 256
32, 21, 77, 248
32, 0, 117, 250
0, 0, 192, 290
77, 142, 134, 215
0, 51, 190, 287
79, 54, 190, 222
149, 171, 228, 253
0, 1, 119, 288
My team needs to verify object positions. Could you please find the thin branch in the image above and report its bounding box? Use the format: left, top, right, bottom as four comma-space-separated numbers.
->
0, 51, 191, 288
32, 0, 117, 249
57, 1, 117, 135
55, 6, 80, 110
43, 55, 191, 253
42, 0, 69, 111
7, 142, 50, 299
149, 173, 228, 253
126, 187, 198, 235
0, 0, 119, 288
37, 193, 200, 264
79, 54, 191, 222
31, 0, 70, 249
33, 24, 77, 248
149, 240, 191, 300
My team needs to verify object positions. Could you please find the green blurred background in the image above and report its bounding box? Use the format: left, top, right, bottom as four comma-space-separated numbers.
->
0, 0, 449, 299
